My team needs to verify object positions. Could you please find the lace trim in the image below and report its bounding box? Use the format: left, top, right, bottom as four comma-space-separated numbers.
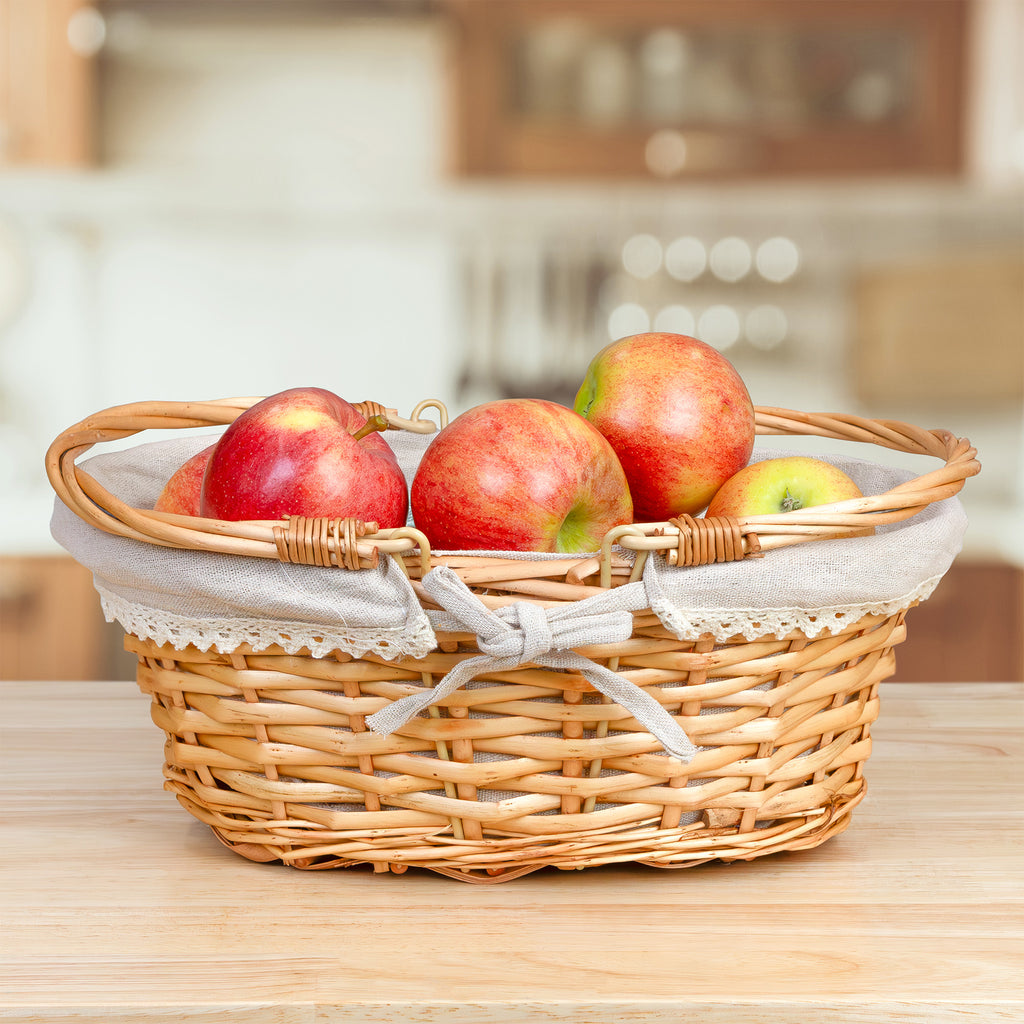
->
99, 570, 942, 661
97, 586, 438, 661
648, 574, 945, 642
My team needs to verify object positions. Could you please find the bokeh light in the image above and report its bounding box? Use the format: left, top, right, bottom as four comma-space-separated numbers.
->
621, 233, 663, 278
607, 302, 650, 339
755, 236, 801, 282
709, 236, 752, 282
745, 304, 789, 349
664, 236, 707, 281
698, 304, 741, 349
653, 304, 696, 335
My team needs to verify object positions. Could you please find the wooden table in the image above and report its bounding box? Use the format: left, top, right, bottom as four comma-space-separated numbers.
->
2, 680, 1022, 1023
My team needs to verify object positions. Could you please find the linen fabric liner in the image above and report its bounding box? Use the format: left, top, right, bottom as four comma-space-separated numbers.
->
51, 427, 966, 665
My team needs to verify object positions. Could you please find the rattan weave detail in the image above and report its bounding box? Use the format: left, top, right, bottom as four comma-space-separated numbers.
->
131, 604, 894, 879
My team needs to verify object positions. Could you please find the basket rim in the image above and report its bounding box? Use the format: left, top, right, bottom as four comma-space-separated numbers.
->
44, 397, 980, 595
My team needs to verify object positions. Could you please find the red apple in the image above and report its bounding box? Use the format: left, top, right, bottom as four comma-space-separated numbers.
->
574, 333, 756, 521
706, 456, 864, 517
200, 387, 407, 527
410, 398, 633, 552
153, 444, 215, 516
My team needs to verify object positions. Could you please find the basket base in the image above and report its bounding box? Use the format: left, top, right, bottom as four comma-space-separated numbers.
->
203, 784, 864, 883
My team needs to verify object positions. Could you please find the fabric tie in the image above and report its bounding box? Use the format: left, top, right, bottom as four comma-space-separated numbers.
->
365, 565, 697, 762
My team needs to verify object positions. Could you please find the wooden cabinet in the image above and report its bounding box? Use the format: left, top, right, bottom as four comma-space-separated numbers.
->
0, 0, 98, 167
892, 560, 1024, 683
445, 0, 968, 180
0, 555, 129, 680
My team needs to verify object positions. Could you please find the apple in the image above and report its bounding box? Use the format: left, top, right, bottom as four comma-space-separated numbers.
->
705, 456, 864, 517
200, 387, 408, 528
410, 398, 633, 552
574, 332, 756, 521
153, 443, 215, 516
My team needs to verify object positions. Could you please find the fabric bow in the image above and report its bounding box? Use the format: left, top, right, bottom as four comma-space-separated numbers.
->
365, 565, 697, 762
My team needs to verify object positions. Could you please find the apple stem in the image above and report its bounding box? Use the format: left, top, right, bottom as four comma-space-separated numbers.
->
781, 489, 803, 513
351, 414, 389, 441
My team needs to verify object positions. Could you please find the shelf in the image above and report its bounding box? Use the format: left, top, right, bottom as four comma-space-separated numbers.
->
446, 0, 968, 180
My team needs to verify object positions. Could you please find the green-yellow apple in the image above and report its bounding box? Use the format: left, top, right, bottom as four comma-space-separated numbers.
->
410, 398, 633, 552
705, 456, 864, 517
574, 332, 755, 521
153, 443, 215, 516
200, 387, 408, 527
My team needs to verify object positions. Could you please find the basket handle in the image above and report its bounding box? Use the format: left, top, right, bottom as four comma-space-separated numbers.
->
46, 399, 978, 583
598, 407, 979, 585
44, 396, 443, 572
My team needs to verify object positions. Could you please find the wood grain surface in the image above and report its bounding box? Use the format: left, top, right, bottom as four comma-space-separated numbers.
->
1, 680, 1021, 1023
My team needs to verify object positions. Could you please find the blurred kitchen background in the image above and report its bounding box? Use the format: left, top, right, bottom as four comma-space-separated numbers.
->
1, 0, 1021, 682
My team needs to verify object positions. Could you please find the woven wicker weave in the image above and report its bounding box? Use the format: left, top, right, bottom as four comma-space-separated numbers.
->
46, 400, 979, 881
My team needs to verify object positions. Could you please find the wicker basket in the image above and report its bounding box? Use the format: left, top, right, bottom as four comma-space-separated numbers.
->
46, 400, 979, 882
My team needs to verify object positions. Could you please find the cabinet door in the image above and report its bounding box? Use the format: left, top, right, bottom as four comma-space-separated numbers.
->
0, 0, 96, 166
0, 555, 114, 680
893, 561, 1024, 683
446, 0, 967, 180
